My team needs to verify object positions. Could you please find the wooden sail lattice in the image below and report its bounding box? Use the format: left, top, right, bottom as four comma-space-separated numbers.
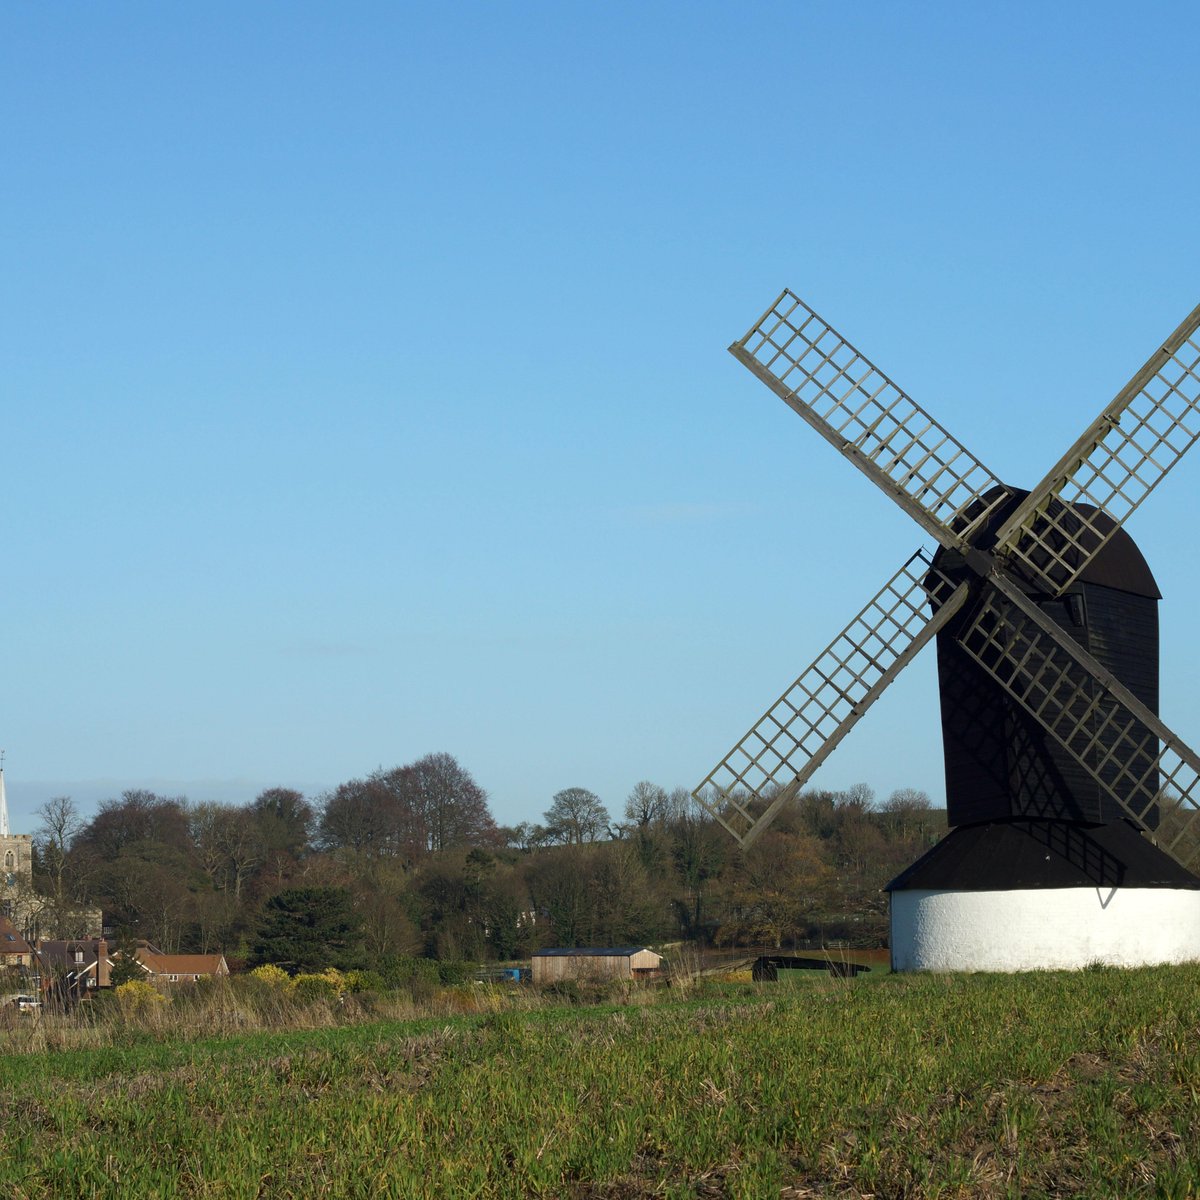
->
957, 581, 1200, 871
996, 304, 1200, 594
694, 551, 966, 846
729, 290, 1010, 547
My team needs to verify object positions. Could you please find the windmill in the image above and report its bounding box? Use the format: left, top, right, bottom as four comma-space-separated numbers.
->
694, 289, 1200, 971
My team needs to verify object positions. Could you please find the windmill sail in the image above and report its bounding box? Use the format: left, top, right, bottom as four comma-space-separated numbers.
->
694, 550, 968, 847
729, 290, 1012, 549
992, 300, 1200, 595
957, 574, 1200, 870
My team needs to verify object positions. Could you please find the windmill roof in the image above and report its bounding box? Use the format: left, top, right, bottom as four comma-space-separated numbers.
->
968, 487, 1161, 598
888, 819, 1199, 892
1071, 524, 1160, 598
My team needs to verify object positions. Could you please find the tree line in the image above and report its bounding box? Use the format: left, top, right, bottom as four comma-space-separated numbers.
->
20, 752, 946, 969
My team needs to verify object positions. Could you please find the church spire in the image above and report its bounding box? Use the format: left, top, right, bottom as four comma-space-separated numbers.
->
0, 751, 8, 838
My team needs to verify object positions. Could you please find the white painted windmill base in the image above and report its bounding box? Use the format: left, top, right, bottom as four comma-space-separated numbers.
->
890, 887, 1200, 973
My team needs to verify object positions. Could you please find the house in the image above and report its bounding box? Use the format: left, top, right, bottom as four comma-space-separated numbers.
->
530, 946, 664, 985
36, 938, 113, 1000
131, 942, 230, 985
0, 915, 34, 970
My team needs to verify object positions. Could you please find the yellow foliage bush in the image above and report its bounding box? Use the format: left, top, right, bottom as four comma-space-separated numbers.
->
248, 964, 292, 989
292, 971, 344, 1002
115, 980, 167, 1010
316, 968, 345, 992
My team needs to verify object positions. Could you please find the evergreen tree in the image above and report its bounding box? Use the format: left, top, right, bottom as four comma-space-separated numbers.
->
248, 886, 363, 974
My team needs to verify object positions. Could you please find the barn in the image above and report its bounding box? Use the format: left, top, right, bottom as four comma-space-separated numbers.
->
531, 946, 663, 985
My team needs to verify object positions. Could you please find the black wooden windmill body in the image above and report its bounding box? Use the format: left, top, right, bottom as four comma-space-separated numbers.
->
694, 290, 1200, 970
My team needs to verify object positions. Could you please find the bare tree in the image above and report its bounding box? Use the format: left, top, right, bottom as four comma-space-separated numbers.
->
880, 787, 934, 841
624, 781, 669, 828
34, 796, 88, 927
320, 755, 497, 862
544, 788, 610, 845
882, 787, 932, 813
189, 803, 263, 900
405, 753, 498, 854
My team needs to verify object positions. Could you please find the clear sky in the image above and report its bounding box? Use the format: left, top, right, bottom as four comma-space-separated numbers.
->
4, 3, 1200, 832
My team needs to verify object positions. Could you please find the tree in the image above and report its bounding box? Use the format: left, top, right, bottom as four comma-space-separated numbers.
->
248, 887, 363, 974
75, 790, 192, 860
544, 788, 610, 845
189, 802, 262, 900
192, 888, 242, 955
415, 848, 497, 960
318, 773, 422, 861
670, 798, 727, 938
840, 782, 876, 812
525, 846, 593, 945
716, 830, 832, 949
34, 796, 86, 923
499, 821, 544, 852
481, 868, 533, 961
318, 754, 497, 863
624, 781, 669, 828
75, 791, 204, 947
585, 842, 666, 945
404, 753, 498, 854
109, 951, 144, 988
250, 787, 313, 882
354, 883, 420, 960
880, 788, 933, 840
623, 780, 671, 871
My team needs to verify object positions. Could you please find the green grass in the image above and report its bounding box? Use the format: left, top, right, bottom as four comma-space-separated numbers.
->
5, 966, 1200, 1197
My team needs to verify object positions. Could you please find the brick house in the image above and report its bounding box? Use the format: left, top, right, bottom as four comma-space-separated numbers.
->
130, 942, 230, 985
36, 938, 113, 1000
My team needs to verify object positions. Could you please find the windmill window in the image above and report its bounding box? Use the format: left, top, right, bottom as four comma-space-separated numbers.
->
74, 949, 84, 963
3, 851, 12, 870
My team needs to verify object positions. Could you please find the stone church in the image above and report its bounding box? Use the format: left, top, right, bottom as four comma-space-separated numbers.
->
0, 767, 102, 940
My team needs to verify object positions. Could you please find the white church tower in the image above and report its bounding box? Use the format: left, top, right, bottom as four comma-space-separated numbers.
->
0, 754, 9, 836
0, 757, 101, 939
1, 755, 34, 901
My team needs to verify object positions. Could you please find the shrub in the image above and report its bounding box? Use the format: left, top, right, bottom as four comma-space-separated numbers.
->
542, 979, 581, 1005
437, 961, 472, 986
343, 970, 386, 995
379, 955, 441, 1001
292, 972, 343, 1003
115, 980, 166, 1012
248, 964, 292, 989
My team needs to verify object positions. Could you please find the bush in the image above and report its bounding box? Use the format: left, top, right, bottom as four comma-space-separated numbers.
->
248, 964, 292, 989
542, 979, 581, 1005
292, 970, 344, 1003
343, 970, 386, 995
378, 955, 441, 1001
115, 980, 167, 1012
437, 961, 472, 986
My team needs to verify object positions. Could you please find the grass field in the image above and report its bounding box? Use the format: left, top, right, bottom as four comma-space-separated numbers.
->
4, 966, 1200, 1198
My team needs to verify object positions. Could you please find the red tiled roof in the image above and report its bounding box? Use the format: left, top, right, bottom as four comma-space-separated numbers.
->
135, 951, 228, 977
0, 915, 32, 957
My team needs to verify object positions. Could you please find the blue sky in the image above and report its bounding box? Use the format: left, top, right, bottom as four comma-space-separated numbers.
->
4, 3, 1200, 832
